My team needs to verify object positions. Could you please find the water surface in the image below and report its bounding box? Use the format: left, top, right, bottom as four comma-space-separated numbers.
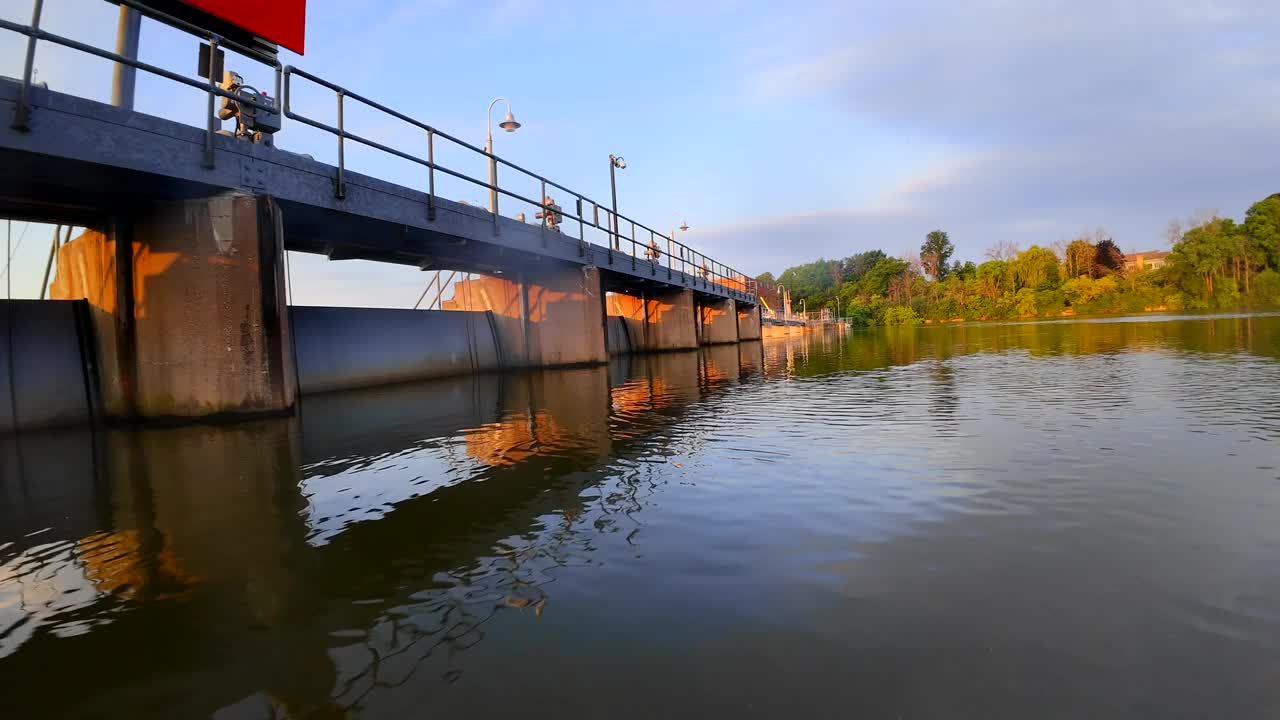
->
3, 314, 1280, 718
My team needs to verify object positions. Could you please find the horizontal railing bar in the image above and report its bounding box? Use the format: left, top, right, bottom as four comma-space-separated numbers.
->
284, 66, 718, 262
0, 18, 280, 115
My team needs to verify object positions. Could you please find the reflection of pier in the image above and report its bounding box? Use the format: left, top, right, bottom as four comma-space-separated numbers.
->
0, 343, 764, 717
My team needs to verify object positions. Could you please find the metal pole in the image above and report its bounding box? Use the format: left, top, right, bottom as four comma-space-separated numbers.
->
202, 36, 218, 168
111, 5, 141, 110
335, 90, 345, 197
609, 159, 619, 250
487, 135, 498, 215
38, 224, 60, 300
12, 0, 44, 130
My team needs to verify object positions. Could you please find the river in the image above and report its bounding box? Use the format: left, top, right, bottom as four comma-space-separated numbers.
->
2, 313, 1279, 718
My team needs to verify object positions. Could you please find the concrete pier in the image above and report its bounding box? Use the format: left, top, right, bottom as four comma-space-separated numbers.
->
606, 288, 699, 353
698, 297, 738, 345
51, 192, 294, 420
737, 302, 762, 341
441, 265, 607, 368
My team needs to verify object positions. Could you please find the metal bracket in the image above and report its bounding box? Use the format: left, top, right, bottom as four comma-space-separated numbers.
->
240, 157, 267, 190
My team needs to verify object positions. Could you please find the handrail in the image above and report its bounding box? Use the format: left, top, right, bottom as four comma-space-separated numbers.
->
2, 0, 756, 301
282, 67, 754, 298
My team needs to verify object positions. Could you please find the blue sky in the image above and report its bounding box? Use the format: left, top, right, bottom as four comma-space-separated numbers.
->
2, 0, 1278, 305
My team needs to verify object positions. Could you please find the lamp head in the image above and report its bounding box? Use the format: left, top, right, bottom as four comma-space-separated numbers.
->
499, 109, 521, 132
679, 222, 690, 232
611, 155, 626, 169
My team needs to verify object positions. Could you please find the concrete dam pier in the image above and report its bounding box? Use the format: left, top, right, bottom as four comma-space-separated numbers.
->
2, 191, 761, 432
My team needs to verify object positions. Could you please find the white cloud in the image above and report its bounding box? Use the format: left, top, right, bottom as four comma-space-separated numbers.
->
720, 0, 1280, 273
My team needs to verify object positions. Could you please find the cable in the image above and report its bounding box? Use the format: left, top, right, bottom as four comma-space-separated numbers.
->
0, 221, 30, 284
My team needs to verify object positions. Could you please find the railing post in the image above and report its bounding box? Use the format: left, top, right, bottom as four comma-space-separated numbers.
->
202, 36, 219, 168
11, 0, 44, 131
334, 89, 346, 198
539, 179, 549, 247
426, 128, 436, 221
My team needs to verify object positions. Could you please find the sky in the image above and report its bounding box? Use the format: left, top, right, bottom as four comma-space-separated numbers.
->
2, 0, 1278, 306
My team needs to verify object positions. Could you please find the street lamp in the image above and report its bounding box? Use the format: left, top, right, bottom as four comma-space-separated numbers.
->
668, 215, 689, 271
609, 154, 625, 250
486, 97, 520, 215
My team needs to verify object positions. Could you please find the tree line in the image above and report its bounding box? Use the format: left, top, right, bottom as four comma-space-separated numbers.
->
757, 193, 1280, 326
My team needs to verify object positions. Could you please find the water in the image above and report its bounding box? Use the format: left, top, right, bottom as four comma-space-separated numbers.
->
3, 313, 1280, 718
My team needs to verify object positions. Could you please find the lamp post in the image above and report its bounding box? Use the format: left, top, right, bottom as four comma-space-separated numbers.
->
485, 97, 520, 215
669, 214, 689, 270
609, 154, 625, 250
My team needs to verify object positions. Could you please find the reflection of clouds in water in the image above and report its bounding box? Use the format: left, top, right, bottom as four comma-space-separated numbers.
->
301, 437, 475, 547
0, 536, 127, 658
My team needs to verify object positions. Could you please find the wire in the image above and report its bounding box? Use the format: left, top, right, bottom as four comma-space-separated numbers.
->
0, 221, 31, 284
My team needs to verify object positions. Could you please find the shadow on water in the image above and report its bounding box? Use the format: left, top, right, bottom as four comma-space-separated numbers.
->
0, 343, 765, 718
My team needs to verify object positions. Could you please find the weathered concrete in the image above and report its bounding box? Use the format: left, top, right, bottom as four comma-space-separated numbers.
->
291, 307, 501, 394
761, 323, 797, 340
605, 288, 698, 352
736, 301, 762, 341
441, 265, 607, 368
0, 300, 97, 432
51, 193, 294, 420
699, 297, 738, 345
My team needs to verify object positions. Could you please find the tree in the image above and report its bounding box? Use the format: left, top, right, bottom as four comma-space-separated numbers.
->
1169, 217, 1234, 298
920, 230, 954, 280
859, 256, 910, 298
985, 239, 1019, 261
1092, 238, 1124, 277
1066, 237, 1096, 278
756, 271, 776, 284
1244, 194, 1280, 271
1011, 245, 1061, 291
841, 250, 886, 283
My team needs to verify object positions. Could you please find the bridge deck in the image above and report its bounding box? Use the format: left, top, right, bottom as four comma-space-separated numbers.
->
0, 80, 755, 305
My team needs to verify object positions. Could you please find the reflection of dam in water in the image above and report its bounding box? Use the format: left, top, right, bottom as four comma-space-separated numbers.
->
0, 343, 764, 718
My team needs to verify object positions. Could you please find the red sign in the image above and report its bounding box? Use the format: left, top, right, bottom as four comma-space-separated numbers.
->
180, 0, 306, 54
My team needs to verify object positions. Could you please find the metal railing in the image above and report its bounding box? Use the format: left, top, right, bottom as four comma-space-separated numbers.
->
2, 0, 757, 301
281, 67, 755, 299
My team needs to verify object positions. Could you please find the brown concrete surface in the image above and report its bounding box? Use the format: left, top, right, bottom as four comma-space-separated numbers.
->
51, 193, 294, 419
604, 288, 698, 351
442, 265, 607, 367
699, 298, 738, 345
736, 301, 762, 341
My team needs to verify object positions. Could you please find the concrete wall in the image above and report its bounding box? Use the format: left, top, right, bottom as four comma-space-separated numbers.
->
0, 300, 97, 432
736, 302, 762, 341
442, 265, 607, 367
291, 307, 501, 394
605, 288, 698, 352
762, 322, 802, 340
51, 192, 294, 420
699, 297, 738, 345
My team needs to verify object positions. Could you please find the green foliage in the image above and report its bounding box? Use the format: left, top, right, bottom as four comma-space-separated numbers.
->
842, 250, 887, 283
921, 230, 954, 280
758, 192, 1280, 324
1253, 269, 1280, 306
882, 306, 922, 325
1244, 196, 1280, 270
756, 271, 776, 284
